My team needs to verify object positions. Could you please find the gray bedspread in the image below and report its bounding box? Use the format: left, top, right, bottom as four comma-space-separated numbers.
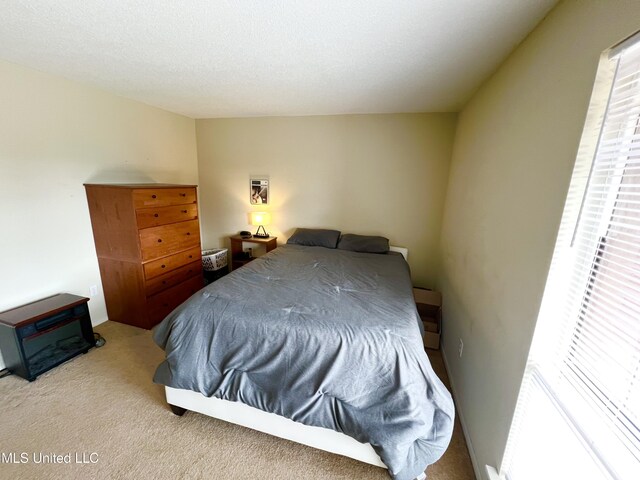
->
153, 244, 454, 480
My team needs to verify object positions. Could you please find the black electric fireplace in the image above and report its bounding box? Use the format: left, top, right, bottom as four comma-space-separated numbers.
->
0, 294, 94, 381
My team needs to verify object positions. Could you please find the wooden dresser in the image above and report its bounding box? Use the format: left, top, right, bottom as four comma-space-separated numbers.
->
84, 184, 203, 329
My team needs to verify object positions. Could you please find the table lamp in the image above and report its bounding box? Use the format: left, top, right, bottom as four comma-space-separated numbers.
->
250, 211, 271, 238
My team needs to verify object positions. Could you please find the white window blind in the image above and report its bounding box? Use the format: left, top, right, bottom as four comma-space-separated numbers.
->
501, 34, 640, 480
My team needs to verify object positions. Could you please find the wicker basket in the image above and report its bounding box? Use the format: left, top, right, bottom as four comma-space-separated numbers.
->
201, 248, 228, 271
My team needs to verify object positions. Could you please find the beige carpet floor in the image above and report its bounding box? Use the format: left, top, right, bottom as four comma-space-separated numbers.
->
0, 321, 475, 480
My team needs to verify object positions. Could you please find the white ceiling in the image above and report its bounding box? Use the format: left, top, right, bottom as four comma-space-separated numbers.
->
0, 1, 557, 118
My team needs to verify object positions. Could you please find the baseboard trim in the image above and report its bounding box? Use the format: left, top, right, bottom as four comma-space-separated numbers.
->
485, 465, 505, 480
440, 348, 482, 480
92, 316, 109, 327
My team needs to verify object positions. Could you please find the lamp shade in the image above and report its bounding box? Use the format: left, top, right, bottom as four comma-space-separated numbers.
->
249, 211, 271, 226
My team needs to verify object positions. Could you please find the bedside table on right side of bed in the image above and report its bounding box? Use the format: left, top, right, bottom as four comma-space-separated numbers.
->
229, 235, 277, 270
413, 288, 442, 350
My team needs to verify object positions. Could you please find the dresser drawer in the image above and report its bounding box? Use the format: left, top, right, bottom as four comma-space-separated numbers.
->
139, 220, 200, 261
136, 204, 198, 229
144, 246, 201, 279
133, 187, 197, 209
147, 275, 204, 325
145, 260, 202, 297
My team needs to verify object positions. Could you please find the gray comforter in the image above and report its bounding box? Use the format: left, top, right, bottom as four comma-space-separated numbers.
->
153, 244, 454, 479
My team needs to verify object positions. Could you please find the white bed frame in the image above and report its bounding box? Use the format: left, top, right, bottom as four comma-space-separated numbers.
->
164, 246, 416, 476
390, 245, 408, 261
165, 386, 386, 468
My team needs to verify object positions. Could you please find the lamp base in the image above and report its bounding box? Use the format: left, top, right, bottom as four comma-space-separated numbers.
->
253, 225, 269, 238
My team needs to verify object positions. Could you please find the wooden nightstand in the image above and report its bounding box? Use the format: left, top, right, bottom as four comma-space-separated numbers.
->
229, 235, 277, 270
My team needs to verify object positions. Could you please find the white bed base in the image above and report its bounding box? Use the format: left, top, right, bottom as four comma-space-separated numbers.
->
165, 386, 386, 468
164, 246, 415, 475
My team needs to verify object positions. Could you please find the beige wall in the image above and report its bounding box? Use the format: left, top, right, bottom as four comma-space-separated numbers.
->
0, 60, 198, 369
196, 113, 457, 287
438, 1, 640, 477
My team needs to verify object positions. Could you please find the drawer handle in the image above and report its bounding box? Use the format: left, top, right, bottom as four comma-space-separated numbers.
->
181, 210, 187, 213
152, 195, 157, 199
154, 213, 159, 217
189, 255, 193, 258
186, 232, 191, 236
161, 264, 166, 269
158, 239, 162, 243
180, 193, 186, 197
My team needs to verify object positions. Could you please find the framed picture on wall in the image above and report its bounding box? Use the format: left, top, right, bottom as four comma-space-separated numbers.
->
250, 178, 269, 205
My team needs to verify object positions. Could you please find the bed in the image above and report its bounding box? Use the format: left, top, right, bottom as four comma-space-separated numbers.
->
153, 236, 454, 480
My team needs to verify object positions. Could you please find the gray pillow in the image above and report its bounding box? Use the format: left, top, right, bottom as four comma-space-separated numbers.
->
337, 234, 389, 254
287, 228, 341, 248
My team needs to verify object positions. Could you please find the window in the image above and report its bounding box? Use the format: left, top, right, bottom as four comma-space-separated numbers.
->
499, 33, 640, 480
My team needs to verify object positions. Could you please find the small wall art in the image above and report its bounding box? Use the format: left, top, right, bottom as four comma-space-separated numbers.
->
250, 178, 269, 205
